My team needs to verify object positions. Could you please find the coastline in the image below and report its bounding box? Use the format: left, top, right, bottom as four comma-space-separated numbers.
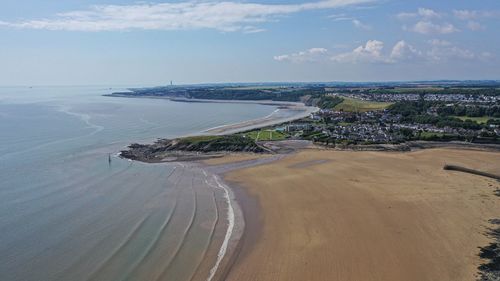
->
105, 93, 307, 107
106, 94, 319, 135
109, 93, 500, 280
218, 148, 500, 281
108, 94, 300, 280
198, 154, 286, 280
202, 104, 317, 135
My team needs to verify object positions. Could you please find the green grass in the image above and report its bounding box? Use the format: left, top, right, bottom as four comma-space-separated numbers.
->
382, 87, 444, 93
334, 97, 393, 112
338, 122, 352, 126
242, 129, 287, 141
452, 116, 497, 124
419, 131, 445, 138
224, 86, 284, 90
180, 135, 221, 143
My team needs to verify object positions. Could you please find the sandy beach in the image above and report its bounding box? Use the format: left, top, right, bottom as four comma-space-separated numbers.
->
218, 148, 500, 281
108, 94, 318, 136
202, 103, 317, 135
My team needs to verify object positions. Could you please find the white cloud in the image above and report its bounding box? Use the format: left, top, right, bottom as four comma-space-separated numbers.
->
407, 21, 459, 34
396, 12, 416, 20
275, 39, 489, 65
390, 40, 421, 61
467, 21, 483, 31
332, 40, 421, 63
426, 40, 480, 62
332, 40, 388, 63
417, 8, 441, 19
427, 40, 494, 62
398, 8, 473, 35
397, 7, 441, 20
453, 10, 478, 20
0, 0, 374, 32
274, 48, 328, 63
329, 14, 371, 30
352, 19, 372, 30
453, 9, 500, 20
328, 13, 349, 20
452, 9, 500, 31
428, 39, 451, 46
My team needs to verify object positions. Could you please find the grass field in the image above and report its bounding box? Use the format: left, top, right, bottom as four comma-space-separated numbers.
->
453, 116, 497, 124
383, 87, 444, 93
419, 131, 446, 138
224, 86, 284, 90
335, 97, 392, 112
242, 129, 287, 141
180, 135, 221, 143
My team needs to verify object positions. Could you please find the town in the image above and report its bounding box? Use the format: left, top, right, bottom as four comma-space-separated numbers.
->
239, 88, 500, 148
110, 82, 500, 148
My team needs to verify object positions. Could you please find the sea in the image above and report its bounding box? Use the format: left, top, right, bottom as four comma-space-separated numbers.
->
0, 86, 283, 281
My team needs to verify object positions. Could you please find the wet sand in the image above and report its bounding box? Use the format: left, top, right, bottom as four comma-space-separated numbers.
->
202, 103, 317, 135
203, 153, 272, 166
221, 148, 500, 281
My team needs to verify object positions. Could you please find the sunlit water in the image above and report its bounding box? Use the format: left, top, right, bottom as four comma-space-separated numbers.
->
0, 86, 280, 281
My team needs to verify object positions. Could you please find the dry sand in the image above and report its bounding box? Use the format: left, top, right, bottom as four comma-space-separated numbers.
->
223, 148, 500, 281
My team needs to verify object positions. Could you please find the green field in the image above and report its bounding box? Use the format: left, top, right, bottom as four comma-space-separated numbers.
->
224, 86, 284, 90
242, 129, 287, 141
419, 131, 446, 138
452, 116, 497, 124
180, 135, 221, 143
382, 87, 444, 93
334, 97, 392, 112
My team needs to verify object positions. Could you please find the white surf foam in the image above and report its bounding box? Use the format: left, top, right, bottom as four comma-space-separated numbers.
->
206, 174, 235, 281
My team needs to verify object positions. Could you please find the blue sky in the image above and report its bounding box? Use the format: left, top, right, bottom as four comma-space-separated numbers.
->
1, 0, 499, 85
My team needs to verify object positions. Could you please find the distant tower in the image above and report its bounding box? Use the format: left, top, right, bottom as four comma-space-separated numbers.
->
170, 80, 173, 86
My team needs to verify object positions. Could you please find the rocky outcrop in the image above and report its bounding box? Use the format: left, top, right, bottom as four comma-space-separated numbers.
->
121, 135, 266, 162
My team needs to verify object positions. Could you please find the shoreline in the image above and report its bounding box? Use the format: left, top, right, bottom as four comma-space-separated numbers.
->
202, 104, 316, 135
105, 93, 308, 107
109, 93, 500, 280
198, 154, 286, 281
105, 94, 319, 135
105, 96, 314, 280
118, 142, 500, 280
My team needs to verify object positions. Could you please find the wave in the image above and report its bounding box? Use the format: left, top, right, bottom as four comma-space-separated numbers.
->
86, 214, 152, 281
156, 172, 198, 281
205, 174, 235, 281
190, 170, 220, 281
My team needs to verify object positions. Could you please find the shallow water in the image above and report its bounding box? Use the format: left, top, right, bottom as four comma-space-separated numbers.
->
0, 86, 277, 281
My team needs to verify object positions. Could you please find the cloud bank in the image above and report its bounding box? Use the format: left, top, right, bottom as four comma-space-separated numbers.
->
398, 7, 459, 35
275, 39, 489, 64
0, 0, 374, 32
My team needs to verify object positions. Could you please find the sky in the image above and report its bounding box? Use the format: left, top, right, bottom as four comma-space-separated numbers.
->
0, 0, 499, 86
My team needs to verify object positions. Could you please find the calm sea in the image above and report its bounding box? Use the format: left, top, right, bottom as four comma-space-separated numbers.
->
0, 86, 278, 281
